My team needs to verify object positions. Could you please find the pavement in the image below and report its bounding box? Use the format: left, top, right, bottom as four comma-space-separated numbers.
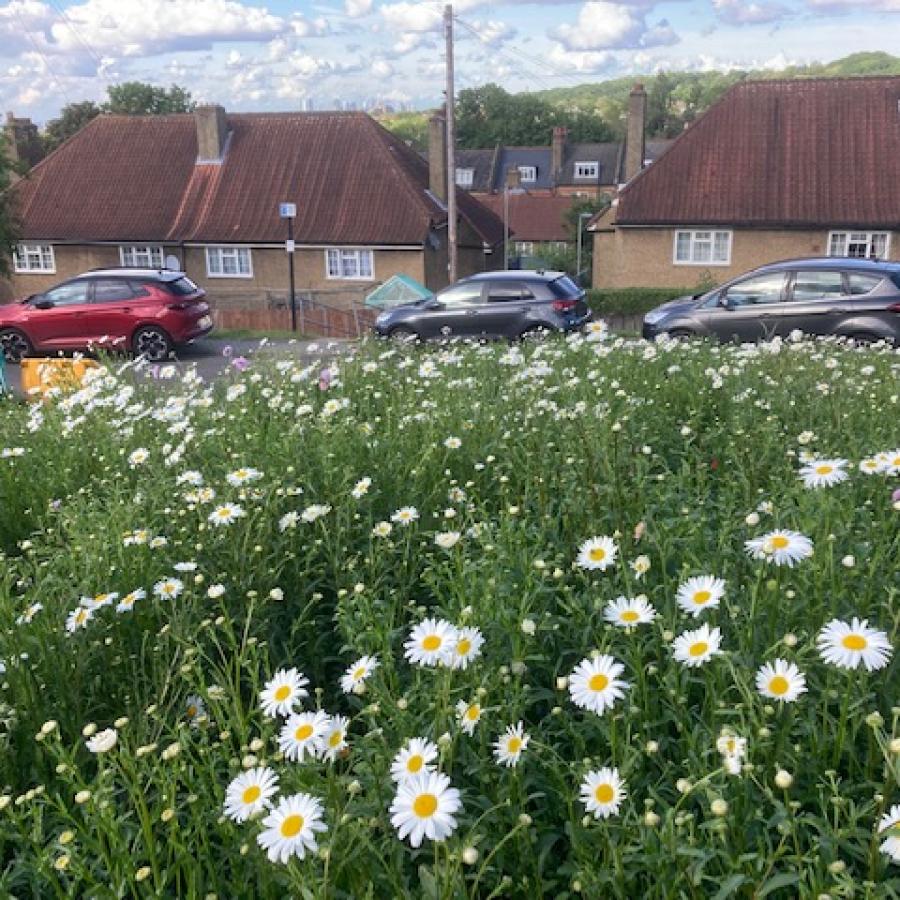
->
3, 337, 354, 397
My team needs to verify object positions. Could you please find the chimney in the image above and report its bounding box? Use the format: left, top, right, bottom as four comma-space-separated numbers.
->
625, 83, 647, 182
505, 166, 521, 191
551, 126, 568, 186
428, 109, 448, 202
195, 104, 228, 163
4, 112, 42, 175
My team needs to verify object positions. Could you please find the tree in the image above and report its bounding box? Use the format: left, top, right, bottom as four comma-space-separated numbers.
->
0, 136, 22, 278
42, 101, 102, 153
105, 83, 194, 116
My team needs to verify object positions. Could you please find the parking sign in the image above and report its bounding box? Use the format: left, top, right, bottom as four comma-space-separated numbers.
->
279, 202, 297, 218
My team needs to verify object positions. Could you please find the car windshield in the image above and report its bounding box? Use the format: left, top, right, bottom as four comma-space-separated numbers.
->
548, 276, 582, 298
163, 277, 200, 296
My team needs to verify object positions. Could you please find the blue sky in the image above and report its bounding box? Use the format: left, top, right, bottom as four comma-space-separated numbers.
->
1, 0, 897, 123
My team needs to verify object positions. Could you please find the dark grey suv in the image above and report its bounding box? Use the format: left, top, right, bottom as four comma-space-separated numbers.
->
373, 271, 592, 342
642, 258, 900, 345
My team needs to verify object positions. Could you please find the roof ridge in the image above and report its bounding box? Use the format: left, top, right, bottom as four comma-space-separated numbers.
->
734, 74, 900, 87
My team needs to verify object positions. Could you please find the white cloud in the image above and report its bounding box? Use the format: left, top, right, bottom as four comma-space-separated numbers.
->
548, 44, 614, 72
371, 58, 394, 78
289, 14, 331, 38
392, 31, 432, 54
380, 0, 485, 33
553, 2, 646, 50
344, 0, 373, 16
465, 19, 516, 46
806, 0, 900, 8
642, 18, 679, 46
713, 0, 789, 24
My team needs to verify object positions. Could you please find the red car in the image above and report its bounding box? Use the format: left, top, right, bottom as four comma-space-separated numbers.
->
0, 268, 213, 363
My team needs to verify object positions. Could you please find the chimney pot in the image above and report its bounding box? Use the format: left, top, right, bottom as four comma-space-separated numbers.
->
428, 109, 448, 202
195, 104, 228, 163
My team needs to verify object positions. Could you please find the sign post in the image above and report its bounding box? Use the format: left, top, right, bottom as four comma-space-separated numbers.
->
279, 202, 297, 332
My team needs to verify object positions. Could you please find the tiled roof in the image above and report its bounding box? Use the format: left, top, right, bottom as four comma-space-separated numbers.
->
455, 148, 498, 192
478, 194, 575, 242
13, 112, 504, 247
615, 77, 900, 228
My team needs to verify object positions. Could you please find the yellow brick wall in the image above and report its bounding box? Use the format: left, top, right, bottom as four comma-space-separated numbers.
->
593, 228, 900, 289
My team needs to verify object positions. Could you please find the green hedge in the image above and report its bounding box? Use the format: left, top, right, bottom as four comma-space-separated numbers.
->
586, 287, 690, 316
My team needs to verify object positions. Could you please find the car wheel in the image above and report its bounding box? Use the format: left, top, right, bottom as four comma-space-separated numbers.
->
665, 328, 694, 342
132, 326, 173, 362
848, 332, 880, 346
388, 325, 419, 345
0, 328, 33, 363
519, 325, 553, 342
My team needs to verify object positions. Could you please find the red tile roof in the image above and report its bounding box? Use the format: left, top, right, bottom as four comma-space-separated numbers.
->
615, 77, 900, 228
13, 112, 504, 248
478, 193, 575, 242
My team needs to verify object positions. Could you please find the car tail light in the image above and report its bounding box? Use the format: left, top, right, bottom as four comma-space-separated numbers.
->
551, 299, 577, 313
167, 302, 195, 311
888, 301, 900, 313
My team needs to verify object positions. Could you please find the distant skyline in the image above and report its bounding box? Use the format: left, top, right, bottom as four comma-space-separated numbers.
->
2, 0, 899, 124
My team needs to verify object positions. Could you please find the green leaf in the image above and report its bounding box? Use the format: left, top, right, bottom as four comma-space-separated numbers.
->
417, 865, 439, 900
711, 875, 747, 900
757, 872, 800, 897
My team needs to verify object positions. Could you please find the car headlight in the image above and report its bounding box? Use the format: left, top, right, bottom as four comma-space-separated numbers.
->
376, 312, 391, 325
643, 309, 669, 326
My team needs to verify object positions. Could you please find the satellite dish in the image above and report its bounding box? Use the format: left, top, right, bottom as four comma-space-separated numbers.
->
165, 254, 181, 271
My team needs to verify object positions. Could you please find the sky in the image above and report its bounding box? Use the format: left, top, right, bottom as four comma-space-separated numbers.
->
1, 0, 898, 124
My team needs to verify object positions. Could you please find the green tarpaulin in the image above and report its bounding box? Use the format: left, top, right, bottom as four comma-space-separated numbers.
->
364, 274, 432, 310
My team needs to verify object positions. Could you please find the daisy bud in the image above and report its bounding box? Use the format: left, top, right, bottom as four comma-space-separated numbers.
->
160, 808, 175, 823
645, 740, 659, 754
53, 855, 70, 871
462, 847, 479, 865
556, 676, 568, 690
240, 844, 249, 856
40, 720, 58, 736
82, 723, 97, 738
347, 781, 362, 795
269, 588, 284, 602
438, 732, 452, 747
865, 711, 884, 729
0, 796, 10, 811
59, 830, 74, 845
711, 799, 728, 817
249, 738, 263, 752
396, 698, 408, 710
572, 881, 583, 894
676, 779, 692, 794
841, 555, 855, 568
114, 717, 128, 729
74, 790, 91, 804
520, 619, 536, 635
511, 661, 526, 676
194, 574, 204, 585
135, 867, 151, 882
662, 630, 674, 642
828, 861, 846, 875
744, 512, 760, 526
553, 568, 564, 578
757, 727, 771, 738
783, 633, 798, 648
242, 754, 257, 769
889, 738, 900, 754
774, 770, 793, 789
161, 743, 180, 761
518, 813, 532, 827
551, 706, 562, 715
644, 811, 661, 827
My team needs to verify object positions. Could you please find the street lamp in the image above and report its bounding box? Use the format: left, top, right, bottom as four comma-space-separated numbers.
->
279, 202, 297, 331
575, 211, 593, 287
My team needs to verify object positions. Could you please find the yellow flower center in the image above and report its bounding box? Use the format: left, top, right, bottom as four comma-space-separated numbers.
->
407, 755, 424, 773
329, 731, 343, 748
217, 509, 230, 518
466, 705, 480, 721
594, 784, 614, 804
842, 634, 867, 651
422, 635, 441, 652
507, 737, 522, 754
770, 536, 789, 550
186, 705, 198, 718
689, 641, 709, 658
353, 666, 366, 680
274, 685, 291, 702
589, 547, 606, 562
589, 673, 609, 692
413, 794, 438, 818
621, 610, 639, 623
280, 814, 304, 838
456, 639, 472, 656
295, 724, 314, 741
815, 465, 833, 475
768, 676, 789, 695
693, 590, 711, 606
242, 786, 261, 804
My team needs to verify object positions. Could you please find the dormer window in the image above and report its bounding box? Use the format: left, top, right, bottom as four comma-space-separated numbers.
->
455, 168, 474, 189
517, 166, 537, 182
574, 161, 599, 180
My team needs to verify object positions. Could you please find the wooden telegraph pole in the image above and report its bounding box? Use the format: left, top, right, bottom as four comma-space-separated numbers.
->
444, 4, 458, 283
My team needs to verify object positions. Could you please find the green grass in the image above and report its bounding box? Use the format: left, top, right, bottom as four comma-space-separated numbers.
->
0, 335, 896, 898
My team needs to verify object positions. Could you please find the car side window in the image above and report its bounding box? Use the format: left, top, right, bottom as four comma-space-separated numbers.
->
847, 273, 883, 295
93, 280, 134, 303
725, 273, 786, 306
41, 281, 91, 307
487, 282, 533, 302
436, 283, 483, 308
791, 271, 845, 301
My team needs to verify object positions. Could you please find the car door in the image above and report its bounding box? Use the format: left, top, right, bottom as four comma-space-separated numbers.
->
700, 272, 788, 342
84, 278, 141, 349
419, 281, 485, 338
480, 281, 532, 337
779, 269, 847, 337
26, 280, 94, 349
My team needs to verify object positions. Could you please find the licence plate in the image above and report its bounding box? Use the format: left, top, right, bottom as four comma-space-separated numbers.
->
198, 315, 212, 329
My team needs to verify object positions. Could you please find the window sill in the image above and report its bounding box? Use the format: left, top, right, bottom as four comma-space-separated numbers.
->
206, 272, 254, 279
14, 268, 56, 275
673, 260, 731, 267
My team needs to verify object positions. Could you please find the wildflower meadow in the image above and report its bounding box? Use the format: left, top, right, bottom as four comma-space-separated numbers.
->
0, 331, 897, 898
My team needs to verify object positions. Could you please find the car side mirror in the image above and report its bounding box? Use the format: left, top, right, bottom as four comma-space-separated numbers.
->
718, 294, 734, 311
33, 298, 54, 310
426, 300, 444, 310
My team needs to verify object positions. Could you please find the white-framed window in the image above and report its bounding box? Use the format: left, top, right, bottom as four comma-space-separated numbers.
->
13, 243, 55, 274
455, 168, 474, 189
325, 248, 374, 281
673, 229, 732, 266
205, 246, 253, 278
828, 231, 890, 260
574, 161, 599, 180
517, 166, 537, 182
120, 245, 164, 268
514, 241, 535, 256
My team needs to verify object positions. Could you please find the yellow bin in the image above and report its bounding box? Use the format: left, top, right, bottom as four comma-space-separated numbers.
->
20, 358, 101, 399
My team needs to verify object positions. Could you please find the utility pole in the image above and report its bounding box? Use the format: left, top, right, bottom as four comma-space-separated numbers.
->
444, 3, 458, 284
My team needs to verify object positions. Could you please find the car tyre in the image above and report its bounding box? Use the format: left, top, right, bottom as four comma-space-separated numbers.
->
132, 326, 173, 362
388, 325, 419, 345
0, 328, 33, 363
848, 332, 880, 347
665, 328, 694, 342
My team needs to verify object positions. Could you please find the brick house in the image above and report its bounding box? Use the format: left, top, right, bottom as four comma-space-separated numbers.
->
592, 77, 900, 290
5, 107, 504, 327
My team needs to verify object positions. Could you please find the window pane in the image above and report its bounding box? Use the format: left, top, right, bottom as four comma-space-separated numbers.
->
726, 273, 785, 306
713, 232, 730, 262
359, 251, 373, 278
674, 232, 691, 261
44, 282, 90, 306
326, 249, 339, 277
693, 238, 712, 262
848, 273, 882, 295
871, 234, 888, 259
93, 280, 133, 302
792, 271, 844, 300
437, 283, 482, 306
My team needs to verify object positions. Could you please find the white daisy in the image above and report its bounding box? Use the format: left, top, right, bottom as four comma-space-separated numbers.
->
391, 737, 438, 783
447, 626, 484, 670
494, 721, 529, 768
576, 535, 618, 571
630, 555, 651, 579
603, 595, 656, 630
799, 458, 849, 489
208, 503, 245, 526
116, 589, 146, 613
351, 477, 372, 499
880, 449, 900, 475
226, 467, 262, 487
404, 618, 457, 667
372, 521, 393, 538
715, 733, 747, 760
340, 655, 379, 694
456, 699, 483, 736
65, 606, 93, 633
278, 710, 329, 762
434, 531, 461, 550
744, 530, 814, 567
676, 575, 726, 618
568, 655, 629, 716
878, 805, 900, 864
858, 458, 881, 475
86, 728, 118, 754
817, 618, 893, 672
579, 768, 626, 819
257, 793, 327, 863
80, 592, 118, 611
128, 447, 149, 467
153, 578, 184, 600
755, 659, 807, 702
185, 695, 206, 725
16, 602, 43, 625
321, 715, 349, 762
672, 624, 723, 668
301, 504, 331, 523
259, 668, 310, 718
389, 772, 461, 848
223, 766, 279, 823
391, 506, 419, 526
443, 436, 462, 449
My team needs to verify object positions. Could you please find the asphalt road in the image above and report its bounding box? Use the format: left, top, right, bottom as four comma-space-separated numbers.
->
3, 337, 352, 397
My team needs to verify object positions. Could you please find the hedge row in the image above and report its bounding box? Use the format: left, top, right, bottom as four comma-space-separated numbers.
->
586, 287, 691, 316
